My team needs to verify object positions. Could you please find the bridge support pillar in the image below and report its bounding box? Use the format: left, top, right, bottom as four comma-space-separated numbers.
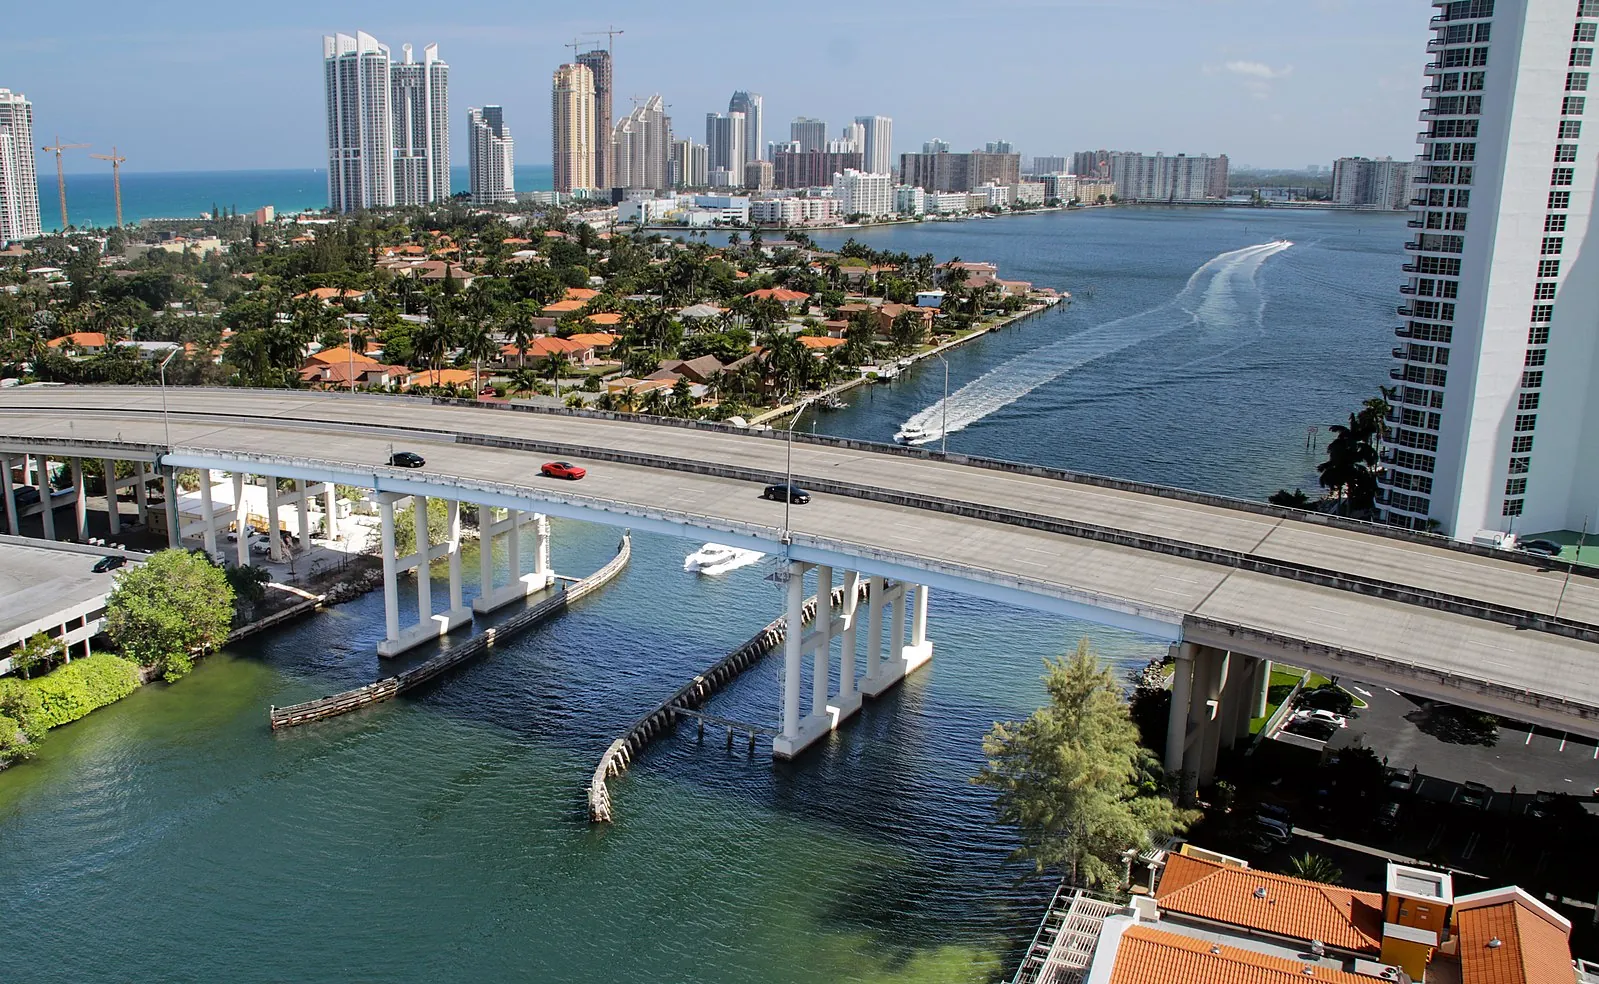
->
265, 479, 284, 562
472, 508, 553, 614
860, 582, 932, 698
133, 461, 151, 527
323, 486, 339, 541
377, 494, 471, 657
1252, 658, 1273, 719
102, 459, 120, 535
199, 468, 218, 558
231, 474, 249, 569
69, 458, 87, 540
159, 466, 180, 548
36, 455, 56, 541
1164, 643, 1195, 774
1, 454, 18, 536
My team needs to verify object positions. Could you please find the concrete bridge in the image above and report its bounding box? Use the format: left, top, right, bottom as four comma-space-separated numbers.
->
3, 387, 1599, 774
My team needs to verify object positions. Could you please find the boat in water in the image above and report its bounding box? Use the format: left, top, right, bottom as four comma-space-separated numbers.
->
817, 395, 848, 411
683, 543, 765, 575
894, 423, 935, 445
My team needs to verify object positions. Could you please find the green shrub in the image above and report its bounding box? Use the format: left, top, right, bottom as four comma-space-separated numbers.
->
0, 677, 45, 738
106, 548, 234, 681
0, 714, 34, 762
26, 654, 142, 729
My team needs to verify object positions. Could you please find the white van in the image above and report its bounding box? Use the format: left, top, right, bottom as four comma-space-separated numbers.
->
1472, 530, 1518, 551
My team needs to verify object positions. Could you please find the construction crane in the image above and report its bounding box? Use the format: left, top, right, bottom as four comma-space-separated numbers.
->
582, 25, 624, 56
41, 136, 90, 231
89, 146, 128, 228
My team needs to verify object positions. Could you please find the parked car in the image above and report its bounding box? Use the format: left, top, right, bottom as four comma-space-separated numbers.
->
91, 555, 125, 573
1256, 803, 1293, 828
12, 486, 41, 506
389, 451, 426, 468
1293, 708, 1349, 729
540, 461, 587, 480
1519, 538, 1562, 557
1458, 780, 1492, 810
1251, 815, 1293, 845
762, 483, 811, 504
1526, 790, 1559, 819
1385, 767, 1415, 793
1374, 800, 1402, 833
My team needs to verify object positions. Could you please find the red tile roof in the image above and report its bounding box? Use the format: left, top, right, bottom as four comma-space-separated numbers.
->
1455, 889, 1575, 984
542, 299, 586, 314
1156, 855, 1383, 955
563, 287, 599, 300
745, 287, 810, 303
1108, 925, 1371, 984
47, 332, 107, 348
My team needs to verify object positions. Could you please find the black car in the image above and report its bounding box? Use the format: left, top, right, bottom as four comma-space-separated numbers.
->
389, 451, 426, 468
91, 555, 126, 573
762, 483, 810, 504
12, 486, 41, 506
1520, 538, 1562, 557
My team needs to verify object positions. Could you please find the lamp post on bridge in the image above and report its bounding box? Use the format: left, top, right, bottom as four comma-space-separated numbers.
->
936, 352, 949, 456
158, 347, 178, 450
781, 396, 811, 547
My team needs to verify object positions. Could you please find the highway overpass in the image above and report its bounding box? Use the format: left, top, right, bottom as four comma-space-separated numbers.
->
3, 387, 1598, 768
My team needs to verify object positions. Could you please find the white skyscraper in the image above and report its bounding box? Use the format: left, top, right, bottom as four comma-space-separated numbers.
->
614, 95, 673, 192
833, 168, 895, 219
730, 91, 763, 162
468, 106, 515, 205
391, 42, 450, 205
0, 89, 42, 242
855, 116, 894, 175
1382, 0, 1599, 539
706, 112, 746, 187
324, 32, 395, 212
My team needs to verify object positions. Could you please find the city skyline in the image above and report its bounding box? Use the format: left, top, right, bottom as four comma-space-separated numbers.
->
5, 0, 1430, 175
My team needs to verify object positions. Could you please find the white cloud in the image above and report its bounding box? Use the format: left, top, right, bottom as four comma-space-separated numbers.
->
1225, 60, 1293, 80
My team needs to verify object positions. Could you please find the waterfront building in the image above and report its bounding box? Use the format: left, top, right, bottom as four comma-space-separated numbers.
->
0, 89, 42, 241
670, 138, 708, 188
1041, 173, 1078, 202
790, 117, 827, 153
1012, 181, 1045, 205
323, 32, 396, 212
617, 196, 679, 225
832, 169, 894, 219
575, 49, 614, 188
895, 185, 925, 216
1108, 151, 1229, 200
467, 106, 515, 205
898, 150, 1021, 192
1030, 155, 1066, 175
689, 195, 750, 226
749, 196, 839, 226
551, 63, 597, 193
745, 159, 774, 192
1075, 178, 1115, 203
772, 149, 863, 190
390, 43, 449, 206
1071, 149, 1111, 178
705, 112, 746, 187
730, 92, 764, 162
854, 115, 894, 175
922, 189, 969, 214
1330, 156, 1419, 210
1383, 0, 1599, 538
612, 95, 673, 193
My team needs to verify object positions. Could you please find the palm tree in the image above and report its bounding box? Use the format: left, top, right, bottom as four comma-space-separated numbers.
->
542, 351, 570, 397
1287, 852, 1343, 885
459, 322, 499, 396
1317, 413, 1380, 514
508, 367, 540, 399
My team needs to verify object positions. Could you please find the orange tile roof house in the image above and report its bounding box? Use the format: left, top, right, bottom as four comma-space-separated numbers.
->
46, 332, 108, 353
1105, 924, 1372, 984
541, 299, 587, 315
563, 287, 600, 301
745, 287, 811, 308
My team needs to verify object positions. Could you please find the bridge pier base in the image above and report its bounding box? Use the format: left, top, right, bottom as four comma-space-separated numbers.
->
376, 494, 472, 657
472, 508, 553, 614
1166, 643, 1266, 791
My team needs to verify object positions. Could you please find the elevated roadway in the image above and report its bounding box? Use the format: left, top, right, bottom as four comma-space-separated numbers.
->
3, 386, 1598, 737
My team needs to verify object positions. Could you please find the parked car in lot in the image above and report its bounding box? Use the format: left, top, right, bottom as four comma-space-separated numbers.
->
762, 483, 810, 504
1458, 780, 1492, 810
389, 450, 426, 468
1251, 815, 1293, 844
1256, 803, 1293, 828
1374, 800, 1402, 833
91, 555, 125, 573
1385, 767, 1415, 793
12, 486, 41, 506
1292, 708, 1349, 729
1525, 790, 1560, 819
540, 461, 586, 480
1519, 538, 1562, 557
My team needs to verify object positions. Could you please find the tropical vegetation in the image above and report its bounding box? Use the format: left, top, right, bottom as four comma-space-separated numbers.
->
104, 548, 235, 681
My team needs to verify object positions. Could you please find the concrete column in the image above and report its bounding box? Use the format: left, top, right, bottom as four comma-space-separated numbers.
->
1253, 658, 1273, 719
414, 495, 432, 626
1164, 643, 1195, 774
134, 462, 150, 524
1220, 652, 1248, 753
534, 514, 551, 579
864, 576, 884, 682
323, 486, 339, 541
160, 466, 179, 548
2, 454, 18, 536
296, 480, 311, 548
36, 455, 55, 541
810, 565, 833, 718
888, 587, 906, 668
507, 509, 522, 579
232, 475, 249, 568
781, 561, 805, 743
199, 469, 216, 557
1232, 656, 1260, 746
103, 459, 120, 535
379, 497, 400, 646
838, 571, 860, 701
266, 480, 284, 562
911, 584, 928, 646
1192, 647, 1227, 786
480, 505, 498, 601
447, 500, 464, 613
70, 459, 87, 540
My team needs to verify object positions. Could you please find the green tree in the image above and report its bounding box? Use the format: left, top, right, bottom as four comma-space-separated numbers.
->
1317, 413, 1380, 514
226, 564, 272, 618
9, 631, 65, 679
1287, 852, 1344, 884
975, 638, 1196, 887
105, 549, 235, 682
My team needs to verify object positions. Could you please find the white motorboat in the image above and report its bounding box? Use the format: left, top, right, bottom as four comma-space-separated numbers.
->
684, 543, 764, 575
895, 423, 933, 445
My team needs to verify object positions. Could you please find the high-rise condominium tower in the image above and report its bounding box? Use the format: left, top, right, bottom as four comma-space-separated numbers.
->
324, 32, 395, 212
391, 43, 450, 206
613, 95, 673, 192
576, 48, 614, 188
552, 63, 597, 193
706, 112, 746, 187
791, 117, 827, 153
468, 106, 515, 205
855, 116, 894, 175
0, 89, 42, 242
730, 91, 764, 162
1383, 0, 1599, 538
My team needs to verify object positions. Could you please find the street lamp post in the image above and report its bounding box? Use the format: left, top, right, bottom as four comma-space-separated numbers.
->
781, 397, 810, 546
936, 352, 950, 456
158, 347, 178, 450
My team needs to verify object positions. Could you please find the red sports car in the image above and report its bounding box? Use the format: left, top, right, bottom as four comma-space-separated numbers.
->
541, 460, 586, 480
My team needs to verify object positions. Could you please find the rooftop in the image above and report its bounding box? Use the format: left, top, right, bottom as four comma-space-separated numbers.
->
1156, 853, 1384, 956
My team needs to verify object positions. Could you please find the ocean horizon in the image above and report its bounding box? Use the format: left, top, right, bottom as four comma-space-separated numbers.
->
33, 163, 555, 232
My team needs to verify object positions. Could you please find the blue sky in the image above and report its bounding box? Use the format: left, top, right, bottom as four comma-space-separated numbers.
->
8, 0, 1431, 174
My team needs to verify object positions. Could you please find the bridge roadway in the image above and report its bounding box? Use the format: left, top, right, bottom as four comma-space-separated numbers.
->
3, 387, 1599, 736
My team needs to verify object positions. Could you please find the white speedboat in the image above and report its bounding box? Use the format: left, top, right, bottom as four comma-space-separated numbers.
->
895, 423, 933, 445
684, 543, 764, 575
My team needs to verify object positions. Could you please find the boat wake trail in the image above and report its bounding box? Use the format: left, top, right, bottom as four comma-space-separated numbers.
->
895, 240, 1292, 444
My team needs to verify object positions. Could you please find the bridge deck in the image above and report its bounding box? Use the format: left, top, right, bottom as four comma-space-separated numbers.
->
3, 388, 1597, 734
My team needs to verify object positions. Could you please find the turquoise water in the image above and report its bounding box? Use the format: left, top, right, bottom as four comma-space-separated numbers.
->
35, 164, 555, 231
0, 208, 1409, 982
